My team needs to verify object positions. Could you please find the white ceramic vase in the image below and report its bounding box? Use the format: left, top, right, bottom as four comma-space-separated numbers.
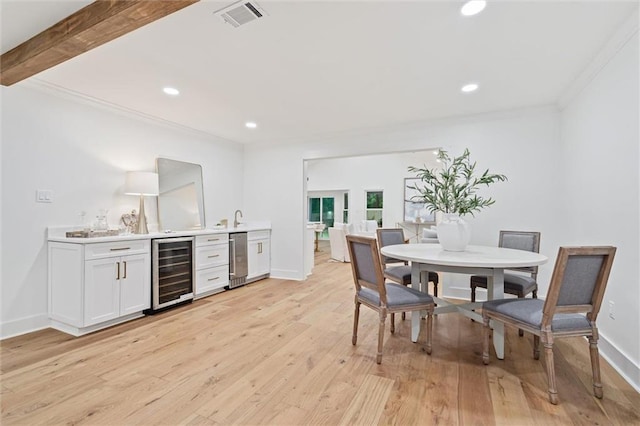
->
437, 213, 471, 251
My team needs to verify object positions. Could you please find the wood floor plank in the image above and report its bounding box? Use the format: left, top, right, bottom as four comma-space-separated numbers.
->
487, 364, 535, 426
1, 241, 638, 425
337, 374, 395, 425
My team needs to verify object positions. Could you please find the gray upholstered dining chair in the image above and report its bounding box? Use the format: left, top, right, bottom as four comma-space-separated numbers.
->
377, 228, 440, 297
470, 230, 540, 335
481, 246, 616, 405
346, 234, 435, 364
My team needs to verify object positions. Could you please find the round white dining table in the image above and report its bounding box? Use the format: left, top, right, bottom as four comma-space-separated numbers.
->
380, 243, 548, 359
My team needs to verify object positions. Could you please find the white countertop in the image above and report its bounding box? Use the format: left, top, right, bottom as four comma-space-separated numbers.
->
48, 221, 271, 243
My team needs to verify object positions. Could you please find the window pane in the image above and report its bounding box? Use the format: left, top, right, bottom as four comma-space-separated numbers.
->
343, 211, 349, 223
309, 198, 320, 222
322, 197, 334, 229
366, 191, 383, 209
366, 210, 383, 227
344, 193, 349, 209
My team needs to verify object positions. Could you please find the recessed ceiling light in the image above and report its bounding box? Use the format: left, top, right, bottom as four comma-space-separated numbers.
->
162, 87, 180, 96
461, 83, 479, 93
245, 122, 257, 129
461, 0, 486, 16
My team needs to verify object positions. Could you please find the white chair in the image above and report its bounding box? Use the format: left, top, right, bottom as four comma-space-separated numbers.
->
420, 227, 438, 244
328, 226, 350, 262
363, 220, 379, 233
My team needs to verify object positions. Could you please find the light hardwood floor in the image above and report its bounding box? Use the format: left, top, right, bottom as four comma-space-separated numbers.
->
2, 241, 639, 425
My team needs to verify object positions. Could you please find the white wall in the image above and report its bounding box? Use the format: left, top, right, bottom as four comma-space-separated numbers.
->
560, 32, 639, 387
0, 83, 244, 338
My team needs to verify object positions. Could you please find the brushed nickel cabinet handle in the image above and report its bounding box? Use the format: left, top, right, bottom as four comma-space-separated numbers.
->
110, 247, 131, 252
208, 254, 220, 258
207, 277, 220, 281
207, 238, 220, 242
123, 261, 127, 279
116, 262, 120, 280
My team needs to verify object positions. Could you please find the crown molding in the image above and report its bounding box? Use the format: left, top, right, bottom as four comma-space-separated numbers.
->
558, 8, 639, 108
19, 78, 240, 149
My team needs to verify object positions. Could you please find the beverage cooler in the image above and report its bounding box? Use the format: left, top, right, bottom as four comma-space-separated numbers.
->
148, 237, 195, 313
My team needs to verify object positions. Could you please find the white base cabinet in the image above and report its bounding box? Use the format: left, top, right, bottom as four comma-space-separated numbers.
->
49, 240, 150, 336
247, 230, 271, 281
195, 233, 229, 298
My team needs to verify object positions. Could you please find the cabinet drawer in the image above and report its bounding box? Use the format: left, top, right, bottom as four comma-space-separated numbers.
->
248, 230, 270, 241
84, 240, 150, 260
196, 244, 229, 269
196, 264, 229, 294
196, 234, 229, 247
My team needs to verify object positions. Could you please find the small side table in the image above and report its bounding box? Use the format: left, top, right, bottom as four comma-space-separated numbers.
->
314, 224, 326, 252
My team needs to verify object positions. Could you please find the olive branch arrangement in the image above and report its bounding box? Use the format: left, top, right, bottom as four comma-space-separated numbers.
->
407, 148, 507, 216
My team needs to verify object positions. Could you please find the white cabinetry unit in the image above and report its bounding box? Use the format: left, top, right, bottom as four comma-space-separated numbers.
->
247, 230, 271, 281
195, 233, 229, 298
49, 240, 151, 336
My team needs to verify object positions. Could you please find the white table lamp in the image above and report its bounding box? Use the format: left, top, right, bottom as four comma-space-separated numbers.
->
125, 171, 159, 234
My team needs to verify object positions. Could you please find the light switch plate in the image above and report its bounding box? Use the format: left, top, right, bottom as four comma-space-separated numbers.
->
36, 189, 54, 203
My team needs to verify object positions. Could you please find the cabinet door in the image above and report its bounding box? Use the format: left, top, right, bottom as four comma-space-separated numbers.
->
248, 238, 270, 279
84, 258, 120, 326
256, 239, 271, 276
120, 253, 151, 316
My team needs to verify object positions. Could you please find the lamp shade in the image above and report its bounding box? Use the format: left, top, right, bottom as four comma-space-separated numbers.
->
125, 171, 159, 196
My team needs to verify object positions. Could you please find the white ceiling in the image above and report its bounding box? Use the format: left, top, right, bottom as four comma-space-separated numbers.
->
1, 1, 637, 145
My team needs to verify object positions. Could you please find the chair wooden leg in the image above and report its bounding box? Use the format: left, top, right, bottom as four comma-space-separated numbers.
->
470, 283, 477, 322
542, 332, 559, 404
425, 308, 433, 355
390, 313, 395, 334
352, 300, 360, 345
433, 281, 438, 298
377, 310, 387, 364
517, 291, 525, 337
589, 333, 603, 399
401, 312, 406, 321
533, 334, 540, 360
482, 314, 491, 365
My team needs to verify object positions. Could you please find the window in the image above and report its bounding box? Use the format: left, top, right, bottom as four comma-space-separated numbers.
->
308, 197, 334, 238
366, 191, 383, 227
343, 192, 349, 223
309, 198, 320, 222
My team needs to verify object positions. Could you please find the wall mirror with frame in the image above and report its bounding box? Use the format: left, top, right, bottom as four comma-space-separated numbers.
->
404, 177, 435, 224
156, 158, 206, 231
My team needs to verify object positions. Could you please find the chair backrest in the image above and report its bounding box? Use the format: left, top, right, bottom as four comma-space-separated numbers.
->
499, 230, 541, 278
541, 246, 616, 327
346, 235, 387, 304
376, 228, 406, 266
364, 220, 379, 232
328, 227, 346, 261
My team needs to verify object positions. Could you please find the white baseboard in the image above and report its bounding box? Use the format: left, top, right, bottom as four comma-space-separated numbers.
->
1, 314, 49, 340
270, 268, 305, 281
598, 334, 640, 393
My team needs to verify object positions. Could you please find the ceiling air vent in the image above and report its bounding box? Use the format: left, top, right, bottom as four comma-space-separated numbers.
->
214, 1, 268, 28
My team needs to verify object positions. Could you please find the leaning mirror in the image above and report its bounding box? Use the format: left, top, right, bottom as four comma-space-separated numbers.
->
156, 158, 205, 231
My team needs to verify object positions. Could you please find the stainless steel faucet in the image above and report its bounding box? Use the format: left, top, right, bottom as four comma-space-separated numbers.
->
234, 209, 243, 228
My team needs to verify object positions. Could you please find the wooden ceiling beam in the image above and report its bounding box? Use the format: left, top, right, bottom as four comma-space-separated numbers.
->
0, 0, 199, 86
